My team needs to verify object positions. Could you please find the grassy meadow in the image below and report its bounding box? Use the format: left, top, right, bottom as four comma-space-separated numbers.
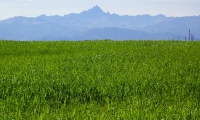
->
0, 40, 200, 119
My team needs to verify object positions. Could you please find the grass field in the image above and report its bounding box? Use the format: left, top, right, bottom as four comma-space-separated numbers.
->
0, 40, 200, 119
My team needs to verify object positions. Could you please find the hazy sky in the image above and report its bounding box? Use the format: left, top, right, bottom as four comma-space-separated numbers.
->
0, 0, 200, 20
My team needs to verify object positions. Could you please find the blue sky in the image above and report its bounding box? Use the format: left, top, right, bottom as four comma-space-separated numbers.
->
0, 0, 200, 20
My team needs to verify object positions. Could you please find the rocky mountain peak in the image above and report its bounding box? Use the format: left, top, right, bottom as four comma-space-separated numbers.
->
81, 5, 105, 15
89, 5, 103, 12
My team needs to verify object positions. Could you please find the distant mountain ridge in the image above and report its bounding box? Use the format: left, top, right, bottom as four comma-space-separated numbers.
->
72, 27, 185, 40
0, 5, 199, 40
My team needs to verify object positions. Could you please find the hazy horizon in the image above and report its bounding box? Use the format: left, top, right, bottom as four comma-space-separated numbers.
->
1, 0, 200, 20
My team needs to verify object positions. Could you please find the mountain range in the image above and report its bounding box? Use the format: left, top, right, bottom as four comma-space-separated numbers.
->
0, 5, 199, 40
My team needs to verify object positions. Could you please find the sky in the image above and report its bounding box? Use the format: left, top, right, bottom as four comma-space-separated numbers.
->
0, 0, 200, 20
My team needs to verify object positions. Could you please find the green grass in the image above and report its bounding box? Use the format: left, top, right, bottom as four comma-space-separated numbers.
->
0, 40, 200, 119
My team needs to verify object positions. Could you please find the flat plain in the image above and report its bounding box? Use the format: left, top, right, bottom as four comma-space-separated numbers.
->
0, 40, 200, 119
